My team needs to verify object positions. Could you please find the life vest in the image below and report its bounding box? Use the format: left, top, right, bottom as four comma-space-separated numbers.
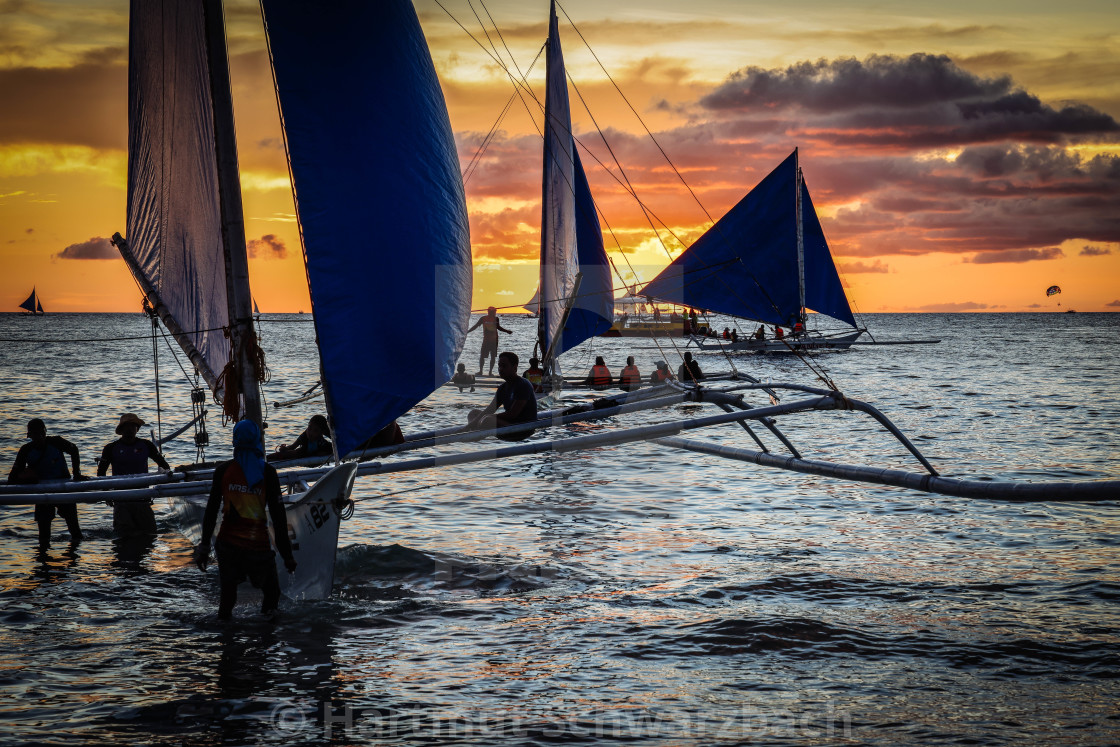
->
524, 367, 544, 392
481, 314, 499, 337
590, 364, 612, 388
620, 365, 641, 389
651, 369, 672, 384
775, 326, 785, 339
792, 322, 804, 334
216, 462, 272, 551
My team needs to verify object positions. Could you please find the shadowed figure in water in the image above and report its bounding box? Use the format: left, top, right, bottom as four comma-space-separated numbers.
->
194, 420, 296, 621
8, 418, 85, 548
97, 412, 170, 537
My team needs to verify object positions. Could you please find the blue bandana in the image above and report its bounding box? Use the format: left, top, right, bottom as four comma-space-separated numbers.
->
232, 420, 266, 488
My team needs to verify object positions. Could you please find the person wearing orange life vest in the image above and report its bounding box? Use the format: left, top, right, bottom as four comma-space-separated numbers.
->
774, 325, 785, 340
649, 361, 675, 385
583, 356, 612, 390
523, 357, 545, 393
792, 319, 805, 335
618, 356, 642, 391
467, 306, 512, 376
194, 420, 296, 621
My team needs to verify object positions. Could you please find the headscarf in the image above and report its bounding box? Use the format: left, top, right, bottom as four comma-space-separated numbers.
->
232, 419, 266, 488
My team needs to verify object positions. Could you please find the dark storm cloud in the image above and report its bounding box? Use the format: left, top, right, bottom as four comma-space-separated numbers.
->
55, 236, 115, 260
698, 54, 1119, 147
247, 234, 287, 259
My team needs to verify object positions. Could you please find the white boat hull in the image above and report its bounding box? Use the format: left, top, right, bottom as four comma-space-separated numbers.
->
169, 462, 356, 601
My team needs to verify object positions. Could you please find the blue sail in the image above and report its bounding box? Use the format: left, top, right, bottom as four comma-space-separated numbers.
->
538, 1, 613, 362
262, 0, 472, 456
642, 151, 855, 328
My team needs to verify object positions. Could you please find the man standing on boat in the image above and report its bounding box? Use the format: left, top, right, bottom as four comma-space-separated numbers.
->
194, 420, 296, 621
97, 413, 170, 535
467, 351, 537, 440
8, 418, 84, 548
467, 306, 512, 376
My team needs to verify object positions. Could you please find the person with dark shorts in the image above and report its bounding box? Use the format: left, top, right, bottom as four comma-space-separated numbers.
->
467, 306, 512, 375
97, 413, 170, 535
467, 351, 538, 441
8, 418, 85, 548
194, 420, 296, 620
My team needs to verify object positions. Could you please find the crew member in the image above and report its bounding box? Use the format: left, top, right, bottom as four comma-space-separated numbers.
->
9, 418, 84, 547
194, 420, 296, 621
467, 306, 512, 376
97, 413, 171, 535
467, 351, 538, 441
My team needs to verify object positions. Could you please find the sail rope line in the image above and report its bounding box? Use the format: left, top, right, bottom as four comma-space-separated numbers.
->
556, 2, 816, 364
556, 13, 790, 344
445, 2, 789, 379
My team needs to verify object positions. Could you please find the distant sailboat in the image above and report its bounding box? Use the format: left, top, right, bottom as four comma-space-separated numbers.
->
642, 150, 866, 351
19, 288, 45, 315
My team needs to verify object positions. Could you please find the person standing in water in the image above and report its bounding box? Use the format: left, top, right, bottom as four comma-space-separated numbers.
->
194, 420, 296, 621
467, 306, 512, 375
8, 418, 84, 548
97, 413, 170, 536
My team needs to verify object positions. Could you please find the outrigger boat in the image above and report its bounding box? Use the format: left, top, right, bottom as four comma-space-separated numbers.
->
2, 0, 1116, 600
642, 150, 937, 353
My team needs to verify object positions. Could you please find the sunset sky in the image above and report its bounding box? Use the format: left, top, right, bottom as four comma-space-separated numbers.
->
1, 0, 1118, 314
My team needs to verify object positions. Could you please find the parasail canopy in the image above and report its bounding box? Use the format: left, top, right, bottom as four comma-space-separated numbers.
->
1046, 285, 1061, 296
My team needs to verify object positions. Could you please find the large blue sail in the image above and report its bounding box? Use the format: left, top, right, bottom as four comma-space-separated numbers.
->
538, 1, 613, 363
642, 151, 855, 328
262, 0, 472, 456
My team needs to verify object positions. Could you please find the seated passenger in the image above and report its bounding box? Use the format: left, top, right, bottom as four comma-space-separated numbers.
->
270, 414, 332, 461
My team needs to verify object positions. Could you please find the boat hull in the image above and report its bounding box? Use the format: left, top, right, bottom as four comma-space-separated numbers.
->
692, 329, 865, 352
168, 462, 356, 601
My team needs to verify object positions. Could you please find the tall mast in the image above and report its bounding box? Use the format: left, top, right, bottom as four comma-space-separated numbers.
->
202, 0, 264, 436
794, 147, 806, 326
536, 2, 555, 370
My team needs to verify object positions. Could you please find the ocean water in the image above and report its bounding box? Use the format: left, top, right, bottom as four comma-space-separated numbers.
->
0, 311, 1118, 745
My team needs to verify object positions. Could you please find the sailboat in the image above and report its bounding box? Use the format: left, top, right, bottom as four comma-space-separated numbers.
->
535, 1, 614, 375
641, 150, 870, 352
18, 288, 45, 315
1, 0, 471, 601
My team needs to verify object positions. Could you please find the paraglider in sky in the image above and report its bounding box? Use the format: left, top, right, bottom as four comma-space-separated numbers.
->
1046, 285, 1061, 297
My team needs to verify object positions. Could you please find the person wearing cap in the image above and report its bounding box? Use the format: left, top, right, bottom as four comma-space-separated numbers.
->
649, 361, 675, 385
8, 418, 85, 547
97, 413, 171, 535
194, 419, 296, 621
467, 306, 512, 376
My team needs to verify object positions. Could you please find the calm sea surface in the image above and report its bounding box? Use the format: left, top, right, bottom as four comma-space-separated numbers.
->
0, 311, 1118, 745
